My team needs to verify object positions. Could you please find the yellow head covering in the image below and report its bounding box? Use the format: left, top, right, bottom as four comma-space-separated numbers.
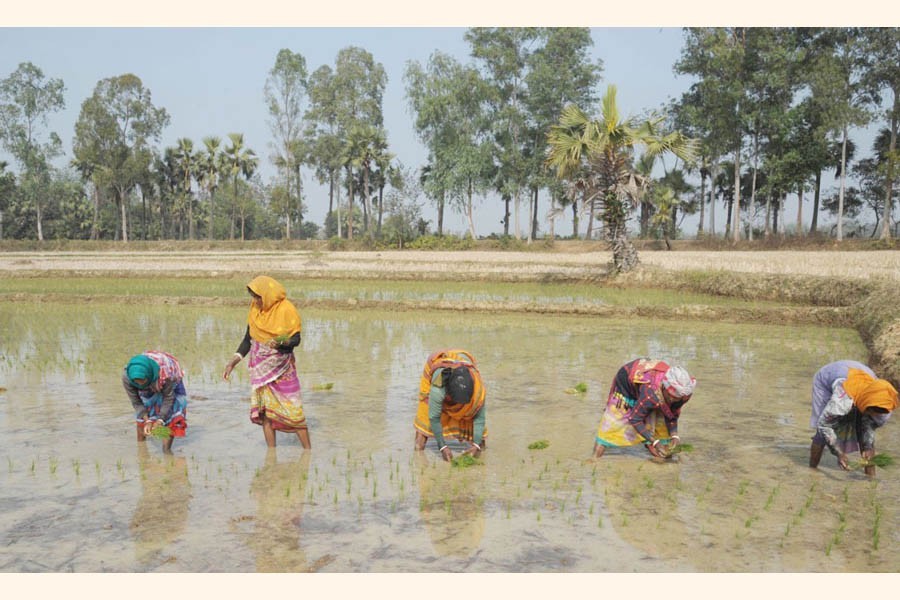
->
246, 275, 302, 343
843, 368, 899, 413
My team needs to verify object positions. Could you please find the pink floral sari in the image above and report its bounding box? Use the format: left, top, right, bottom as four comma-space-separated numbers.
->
248, 341, 306, 431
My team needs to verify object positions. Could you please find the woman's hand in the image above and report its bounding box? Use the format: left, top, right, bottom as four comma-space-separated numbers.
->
440, 447, 453, 462
463, 443, 482, 458
647, 439, 666, 459
223, 354, 241, 380
142, 420, 160, 436
837, 452, 850, 470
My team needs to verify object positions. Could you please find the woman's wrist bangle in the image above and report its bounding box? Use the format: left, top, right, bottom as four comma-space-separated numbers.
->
439, 445, 448, 452
671, 435, 680, 441
472, 443, 481, 451
651, 439, 660, 447
232, 352, 243, 361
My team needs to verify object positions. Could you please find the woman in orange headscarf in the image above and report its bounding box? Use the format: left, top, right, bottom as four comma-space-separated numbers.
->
223, 276, 310, 448
414, 349, 486, 462
810, 362, 898, 476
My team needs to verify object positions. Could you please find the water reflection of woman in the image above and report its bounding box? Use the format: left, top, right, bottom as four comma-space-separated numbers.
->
248, 449, 311, 572
593, 359, 696, 460
415, 452, 485, 558
414, 349, 487, 462
809, 360, 898, 476
130, 444, 191, 567
123, 351, 189, 453
223, 275, 311, 449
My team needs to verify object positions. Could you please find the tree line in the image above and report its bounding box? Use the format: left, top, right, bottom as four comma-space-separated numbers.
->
0, 27, 897, 254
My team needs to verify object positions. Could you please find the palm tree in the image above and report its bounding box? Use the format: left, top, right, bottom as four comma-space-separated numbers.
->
174, 138, 197, 240
223, 133, 259, 240
546, 85, 696, 273
199, 136, 222, 241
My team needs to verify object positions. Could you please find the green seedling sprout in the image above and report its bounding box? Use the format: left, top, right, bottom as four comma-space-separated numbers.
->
564, 382, 588, 394
312, 382, 335, 391
853, 453, 893, 469
528, 440, 549, 450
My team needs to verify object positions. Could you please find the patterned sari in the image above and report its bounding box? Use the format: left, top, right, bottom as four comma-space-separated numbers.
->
134, 351, 188, 436
248, 340, 306, 431
595, 359, 673, 448
414, 349, 487, 443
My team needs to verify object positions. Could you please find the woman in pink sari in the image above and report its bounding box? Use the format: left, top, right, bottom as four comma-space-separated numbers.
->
223, 275, 311, 448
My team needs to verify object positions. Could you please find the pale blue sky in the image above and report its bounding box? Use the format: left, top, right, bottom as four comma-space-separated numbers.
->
0, 27, 884, 236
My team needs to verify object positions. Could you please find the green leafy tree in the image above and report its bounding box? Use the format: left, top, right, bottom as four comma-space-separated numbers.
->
676, 28, 749, 243
0, 62, 65, 241
524, 27, 602, 241
72, 73, 169, 242
546, 85, 696, 273
333, 46, 387, 240
306, 65, 344, 237
860, 28, 900, 240
804, 28, 875, 241
0, 160, 14, 239
466, 27, 539, 239
265, 49, 308, 239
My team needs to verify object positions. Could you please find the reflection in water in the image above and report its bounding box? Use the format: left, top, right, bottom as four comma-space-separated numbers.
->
130, 444, 191, 567
416, 452, 485, 558
598, 459, 688, 561
247, 449, 311, 572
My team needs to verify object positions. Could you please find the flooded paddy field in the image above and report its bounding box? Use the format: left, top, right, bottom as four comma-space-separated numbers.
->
0, 302, 897, 572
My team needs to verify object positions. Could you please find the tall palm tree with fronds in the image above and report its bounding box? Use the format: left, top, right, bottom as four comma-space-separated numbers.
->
546, 85, 696, 272
199, 136, 222, 241
223, 133, 259, 240
174, 138, 197, 240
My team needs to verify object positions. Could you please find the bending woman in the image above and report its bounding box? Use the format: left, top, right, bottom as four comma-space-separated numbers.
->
123, 351, 188, 454
414, 349, 486, 462
593, 358, 695, 459
809, 360, 897, 476
223, 275, 311, 449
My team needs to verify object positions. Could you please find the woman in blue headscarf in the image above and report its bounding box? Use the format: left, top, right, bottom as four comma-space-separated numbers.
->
123, 351, 188, 453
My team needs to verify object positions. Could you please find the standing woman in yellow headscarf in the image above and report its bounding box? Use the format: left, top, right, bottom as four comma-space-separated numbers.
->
809, 361, 898, 476
223, 276, 311, 448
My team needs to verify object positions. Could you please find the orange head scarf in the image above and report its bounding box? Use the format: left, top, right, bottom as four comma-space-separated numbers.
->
843, 368, 899, 413
246, 275, 301, 343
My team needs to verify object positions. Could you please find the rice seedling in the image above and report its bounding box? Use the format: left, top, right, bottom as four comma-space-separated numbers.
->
49, 457, 58, 475
7, 457, 12, 473
763, 485, 780, 511
30, 459, 35, 474
72, 459, 81, 477
528, 440, 549, 450
312, 382, 334, 391
450, 455, 481, 468
564, 382, 588, 394
872, 502, 883, 550
854, 453, 893, 469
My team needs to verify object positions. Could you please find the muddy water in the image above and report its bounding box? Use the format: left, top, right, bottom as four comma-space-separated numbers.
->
0, 303, 897, 572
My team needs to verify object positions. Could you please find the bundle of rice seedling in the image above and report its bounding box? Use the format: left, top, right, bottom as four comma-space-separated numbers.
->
856, 453, 893, 468
667, 443, 694, 455
564, 382, 588, 394
150, 425, 173, 440
528, 440, 550, 450
312, 382, 334, 391
451, 455, 482, 468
